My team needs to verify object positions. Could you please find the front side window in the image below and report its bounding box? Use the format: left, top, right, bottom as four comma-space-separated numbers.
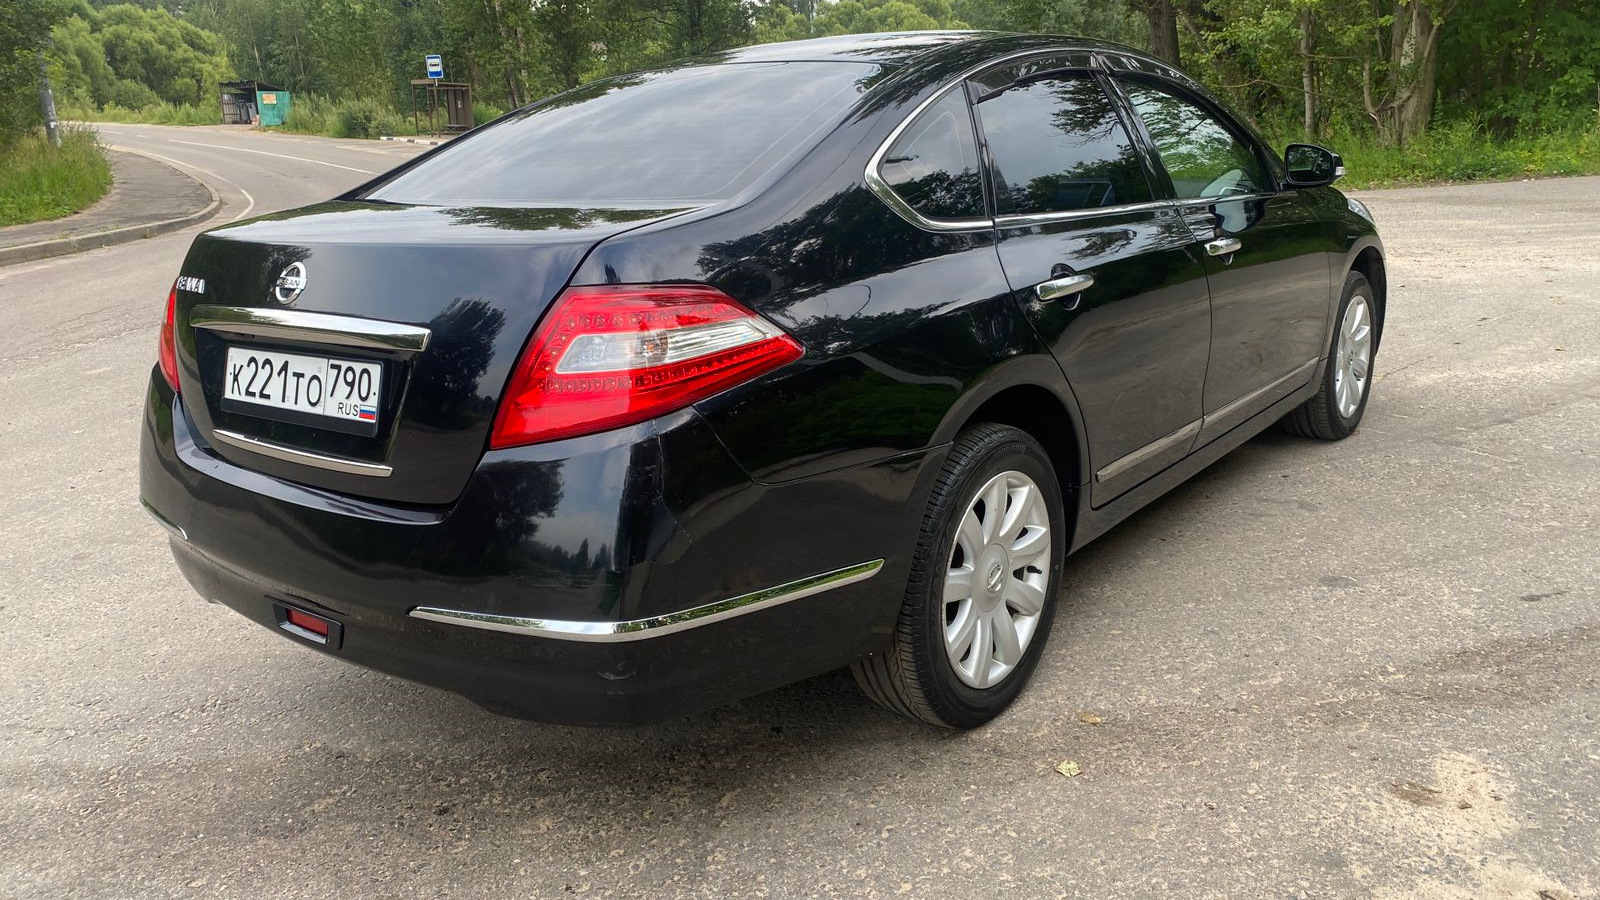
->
1119, 82, 1269, 200
974, 75, 1152, 217
877, 89, 985, 220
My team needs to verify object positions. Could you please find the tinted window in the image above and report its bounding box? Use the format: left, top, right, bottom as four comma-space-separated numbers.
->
877, 90, 984, 220
1120, 82, 1269, 199
369, 62, 878, 207
975, 75, 1151, 216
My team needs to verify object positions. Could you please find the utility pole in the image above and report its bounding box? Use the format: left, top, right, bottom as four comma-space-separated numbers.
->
37, 49, 60, 148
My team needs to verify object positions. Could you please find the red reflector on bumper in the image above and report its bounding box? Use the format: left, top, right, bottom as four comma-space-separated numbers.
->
285, 608, 330, 637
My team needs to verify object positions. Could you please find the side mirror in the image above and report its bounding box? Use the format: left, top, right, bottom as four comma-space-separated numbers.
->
1284, 143, 1344, 187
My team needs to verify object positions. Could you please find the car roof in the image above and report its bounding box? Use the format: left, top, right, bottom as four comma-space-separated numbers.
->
710, 31, 995, 64
710, 31, 1154, 67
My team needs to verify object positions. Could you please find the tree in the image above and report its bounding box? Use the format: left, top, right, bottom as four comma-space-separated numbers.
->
1135, 0, 1180, 65
1363, 0, 1453, 144
94, 4, 232, 105
1, 0, 67, 142
758, 0, 969, 42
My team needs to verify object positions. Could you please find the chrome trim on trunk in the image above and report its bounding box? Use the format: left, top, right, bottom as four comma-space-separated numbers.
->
211, 429, 394, 477
409, 558, 886, 642
190, 306, 431, 352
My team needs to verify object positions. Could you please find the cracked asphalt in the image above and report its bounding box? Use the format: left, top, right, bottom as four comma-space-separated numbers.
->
1, 126, 1596, 899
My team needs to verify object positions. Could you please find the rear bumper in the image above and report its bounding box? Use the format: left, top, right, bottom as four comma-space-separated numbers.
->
139, 371, 945, 724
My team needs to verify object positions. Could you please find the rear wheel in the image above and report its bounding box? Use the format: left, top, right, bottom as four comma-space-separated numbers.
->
852, 424, 1066, 728
1284, 270, 1377, 440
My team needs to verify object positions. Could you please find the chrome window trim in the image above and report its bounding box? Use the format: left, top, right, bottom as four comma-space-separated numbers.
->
865, 46, 1116, 234
1174, 192, 1279, 207
864, 160, 992, 234
191, 305, 431, 353
410, 558, 885, 642
211, 428, 394, 478
995, 199, 1173, 229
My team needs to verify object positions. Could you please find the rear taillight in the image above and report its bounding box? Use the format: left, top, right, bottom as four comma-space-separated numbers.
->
159, 282, 180, 392
490, 284, 803, 449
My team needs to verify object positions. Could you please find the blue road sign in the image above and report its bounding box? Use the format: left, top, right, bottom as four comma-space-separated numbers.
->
425, 54, 443, 79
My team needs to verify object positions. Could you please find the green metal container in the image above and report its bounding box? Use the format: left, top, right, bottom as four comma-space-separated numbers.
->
255, 89, 291, 127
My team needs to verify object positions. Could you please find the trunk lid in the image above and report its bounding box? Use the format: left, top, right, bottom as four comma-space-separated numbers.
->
172, 201, 692, 505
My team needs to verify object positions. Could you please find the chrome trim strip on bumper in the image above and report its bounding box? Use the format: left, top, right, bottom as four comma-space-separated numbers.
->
1095, 419, 1202, 483
140, 498, 188, 541
190, 305, 432, 352
410, 558, 886, 642
211, 428, 394, 477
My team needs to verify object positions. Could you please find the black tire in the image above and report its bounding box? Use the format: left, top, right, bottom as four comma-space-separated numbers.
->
1283, 270, 1378, 440
851, 424, 1067, 728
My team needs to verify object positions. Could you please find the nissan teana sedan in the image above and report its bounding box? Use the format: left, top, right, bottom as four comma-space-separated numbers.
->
140, 31, 1385, 727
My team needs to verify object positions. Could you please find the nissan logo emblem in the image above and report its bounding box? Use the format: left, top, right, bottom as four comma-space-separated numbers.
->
274, 262, 308, 303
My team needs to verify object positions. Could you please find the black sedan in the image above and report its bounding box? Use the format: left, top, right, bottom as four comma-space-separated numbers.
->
140, 31, 1385, 727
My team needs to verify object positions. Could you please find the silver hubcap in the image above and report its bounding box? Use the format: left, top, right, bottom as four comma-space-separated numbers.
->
1334, 294, 1373, 418
944, 470, 1052, 689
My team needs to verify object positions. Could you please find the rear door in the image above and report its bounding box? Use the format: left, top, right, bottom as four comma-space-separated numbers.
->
972, 59, 1213, 505
1111, 77, 1333, 444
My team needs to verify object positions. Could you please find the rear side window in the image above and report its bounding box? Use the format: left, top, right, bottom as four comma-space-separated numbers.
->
976, 75, 1152, 216
1119, 81, 1269, 200
368, 62, 880, 207
877, 90, 985, 220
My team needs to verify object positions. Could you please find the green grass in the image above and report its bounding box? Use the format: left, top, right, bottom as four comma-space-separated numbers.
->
281, 94, 421, 138
1289, 120, 1600, 189
0, 126, 113, 227
71, 100, 216, 126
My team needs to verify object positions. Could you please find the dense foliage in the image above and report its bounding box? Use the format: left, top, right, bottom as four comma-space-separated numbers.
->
2, 0, 1598, 163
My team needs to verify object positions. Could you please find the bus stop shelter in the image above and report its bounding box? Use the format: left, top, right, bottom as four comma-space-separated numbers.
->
219, 81, 290, 126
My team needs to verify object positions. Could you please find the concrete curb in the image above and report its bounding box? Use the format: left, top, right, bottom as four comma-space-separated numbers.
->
0, 155, 221, 269
379, 135, 448, 146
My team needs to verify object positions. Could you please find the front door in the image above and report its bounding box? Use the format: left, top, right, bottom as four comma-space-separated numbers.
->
1113, 78, 1334, 443
972, 69, 1214, 505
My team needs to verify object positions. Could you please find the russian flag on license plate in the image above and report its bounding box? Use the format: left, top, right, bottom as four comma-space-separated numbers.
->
357, 405, 377, 421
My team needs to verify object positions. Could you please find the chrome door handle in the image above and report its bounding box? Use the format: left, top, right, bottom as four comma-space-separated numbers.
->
1035, 273, 1094, 304
1205, 237, 1242, 257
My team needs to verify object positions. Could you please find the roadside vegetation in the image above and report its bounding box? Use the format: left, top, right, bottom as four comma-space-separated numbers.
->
7, 0, 1599, 190
0, 126, 113, 227
1323, 121, 1600, 187
0, 0, 112, 227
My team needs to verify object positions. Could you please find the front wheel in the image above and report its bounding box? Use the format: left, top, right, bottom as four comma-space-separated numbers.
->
1284, 270, 1378, 440
851, 424, 1067, 728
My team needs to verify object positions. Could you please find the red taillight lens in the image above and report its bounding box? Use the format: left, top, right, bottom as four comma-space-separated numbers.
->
159, 282, 180, 393
490, 284, 804, 449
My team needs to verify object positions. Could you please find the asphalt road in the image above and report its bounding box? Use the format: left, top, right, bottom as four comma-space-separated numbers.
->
2, 125, 1596, 900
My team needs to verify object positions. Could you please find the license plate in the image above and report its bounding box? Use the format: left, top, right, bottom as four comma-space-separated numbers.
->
223, 346, 382, 425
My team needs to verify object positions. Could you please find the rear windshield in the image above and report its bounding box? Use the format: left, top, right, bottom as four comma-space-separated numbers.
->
367, 62, 882, 207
